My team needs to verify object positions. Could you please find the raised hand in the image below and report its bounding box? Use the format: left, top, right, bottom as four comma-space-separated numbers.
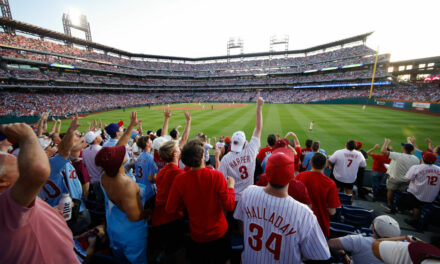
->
129, 111, 142, 127
184, 110, 191, 121
257, 90, 264, 107
0, 123, 34, 142
68, 114, 81, 133
164, 109, 173, 119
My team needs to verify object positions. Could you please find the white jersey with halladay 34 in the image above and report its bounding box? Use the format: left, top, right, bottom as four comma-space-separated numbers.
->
234, 186, 330, 263
219, 136, 260, 201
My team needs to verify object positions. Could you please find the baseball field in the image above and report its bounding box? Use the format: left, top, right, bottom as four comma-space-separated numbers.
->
58, 103, 440, 168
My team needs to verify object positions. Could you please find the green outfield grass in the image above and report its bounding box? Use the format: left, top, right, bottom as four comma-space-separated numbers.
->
56, 103, 440, 168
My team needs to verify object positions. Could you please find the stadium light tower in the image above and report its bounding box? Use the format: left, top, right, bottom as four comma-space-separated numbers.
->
0, 0, 15, 35
62, 8, 92, 48
270, 35, 289, 58
227, 37, 244, 62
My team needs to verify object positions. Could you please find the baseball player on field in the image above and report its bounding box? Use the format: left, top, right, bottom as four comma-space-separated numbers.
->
219, 90, 264, 202
234, 149, 331, 263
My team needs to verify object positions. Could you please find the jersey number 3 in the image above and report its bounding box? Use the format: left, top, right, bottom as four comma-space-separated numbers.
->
248, 223, 282, 260
239, 166, 249, 179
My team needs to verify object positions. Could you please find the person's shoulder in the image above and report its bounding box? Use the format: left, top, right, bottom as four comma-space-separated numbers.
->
242, 185, 261, 196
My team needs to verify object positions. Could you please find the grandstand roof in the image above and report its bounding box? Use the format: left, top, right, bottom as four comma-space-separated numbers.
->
0, 17, 372, 61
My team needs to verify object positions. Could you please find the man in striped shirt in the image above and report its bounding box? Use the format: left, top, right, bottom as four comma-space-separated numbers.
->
234, 149, 330, 263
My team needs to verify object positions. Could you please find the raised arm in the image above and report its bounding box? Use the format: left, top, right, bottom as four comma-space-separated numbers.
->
54, 119, 61, 136
252, 91, 264, 139
380, 138, 391, 156
161, 109, 173, 137
407, 137, 419, 150
425, 137, 434, 150
117, 111, 141, 147
57, 115, 81, 159
49, 120, 57, 135
284, 132, 300, 147
0, 123, 51, 207
138, 121, 143, 136
366, 144, 380, 155
179, 110, 191, 149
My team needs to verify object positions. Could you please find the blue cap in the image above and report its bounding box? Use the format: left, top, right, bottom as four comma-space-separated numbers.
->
105, 123, 119, 138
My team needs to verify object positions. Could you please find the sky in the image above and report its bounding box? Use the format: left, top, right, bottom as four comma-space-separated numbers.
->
8, 0, 440, 61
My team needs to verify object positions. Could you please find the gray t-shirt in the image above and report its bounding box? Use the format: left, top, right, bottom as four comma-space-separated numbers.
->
339, 235, 383, 264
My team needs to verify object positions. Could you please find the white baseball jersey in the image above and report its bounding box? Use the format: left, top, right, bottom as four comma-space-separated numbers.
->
329, 149, 366, 183
234, 186, 330, 263
405, 164, 440, 202
219, 136, 260, 201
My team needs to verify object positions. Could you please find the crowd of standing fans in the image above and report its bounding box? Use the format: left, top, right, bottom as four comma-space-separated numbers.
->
1, 84, 439, 117
1, 90, 440, 263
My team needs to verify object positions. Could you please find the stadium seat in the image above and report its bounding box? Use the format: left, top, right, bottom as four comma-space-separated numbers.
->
417, 203, 434, 232
359, 227, 374, 237
330, 207, 343, 222
338, 192, 353, 205
341, 205, 374, 228
73, 238, 87, 263
330, 222, 357, 233
393, 191, 409, 213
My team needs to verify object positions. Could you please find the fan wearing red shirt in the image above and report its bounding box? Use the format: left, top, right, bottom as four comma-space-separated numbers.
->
297, 152, 341, 238
366, 144, 391, 201
257, 149, 312, 208
151, 140, 186, 263
256, 134, 276, 163
166, 138, 236, 264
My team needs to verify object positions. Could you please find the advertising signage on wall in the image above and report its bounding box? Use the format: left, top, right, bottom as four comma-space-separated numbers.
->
392, 101, 406, 109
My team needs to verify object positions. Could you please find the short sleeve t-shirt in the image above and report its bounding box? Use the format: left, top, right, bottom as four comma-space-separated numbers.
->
204, 143, 213, 162
0, 189, 79, 264
329, 149, 366, 183
257, 146, 274, 163
134, 152, 158, 186
338, 235, 383, 264
388, 152, 420, 182
371, 153, 391, 173
38, 154, 85, 212
152, 163, 185, 226
296, 171, 341, 237
219, 136, 260, 201
405, 164, 440, 202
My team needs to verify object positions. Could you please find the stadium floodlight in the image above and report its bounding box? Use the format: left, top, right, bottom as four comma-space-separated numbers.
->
270, 35, 289, 58
0, 0, 15, 34
227, 37, 244, 62
67, 8, 82, 27
62, 8, 93, 47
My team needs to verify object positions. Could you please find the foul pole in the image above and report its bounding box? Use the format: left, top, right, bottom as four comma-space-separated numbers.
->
369, 47, 380, 99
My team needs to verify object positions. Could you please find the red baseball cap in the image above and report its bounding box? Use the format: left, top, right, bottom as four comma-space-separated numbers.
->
274, 139, 289, 149
225, 136, 231, 144
356, 141, 363, 148
266, 148, 295, 186
422, 151, 437, 164
95, 145, 126, 177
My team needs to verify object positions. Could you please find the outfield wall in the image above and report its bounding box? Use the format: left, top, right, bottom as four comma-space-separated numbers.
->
308, 97, 440, 114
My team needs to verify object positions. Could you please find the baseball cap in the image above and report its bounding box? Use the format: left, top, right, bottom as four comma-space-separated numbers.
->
401, 143, 414, 153
372, 215, 400, 238
265, 148, 295, 186
422, 151, 437, 164
356, 141, 363, 148
231, 131, 246, 153
219, 136, 225, 142
84, 130, 101, 144
225, 136, 231, 144
38, 137, 52, 150
105, 123, 122, 138
152, 136, 169, 151
274, 139, 289, 149
131, 129, 139, 139
95, 145, 126, 177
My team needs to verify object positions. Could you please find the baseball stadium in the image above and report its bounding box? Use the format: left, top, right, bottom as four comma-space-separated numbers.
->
0, 0, 439, 263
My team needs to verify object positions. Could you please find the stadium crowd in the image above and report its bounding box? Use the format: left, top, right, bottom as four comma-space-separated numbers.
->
0, 32, 386, 78
1, 84, 439, 117
1, 91, 440, 264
